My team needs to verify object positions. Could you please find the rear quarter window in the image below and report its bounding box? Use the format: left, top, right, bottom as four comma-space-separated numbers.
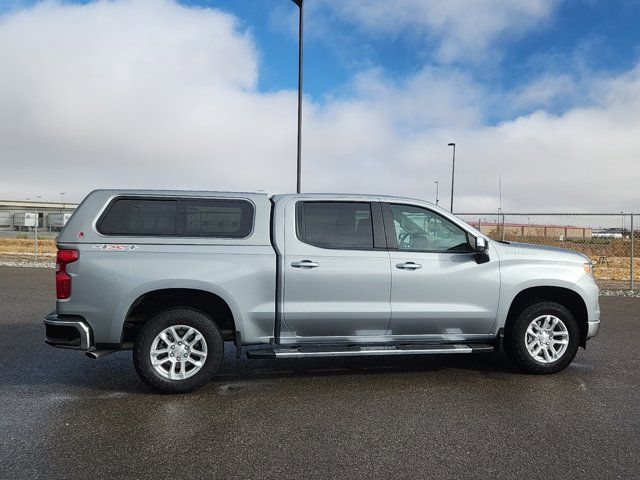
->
97, 197, 254, 238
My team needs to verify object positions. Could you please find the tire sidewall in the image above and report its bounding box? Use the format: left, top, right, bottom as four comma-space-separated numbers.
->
506, 301, 580, 374
134, 308, 223, 393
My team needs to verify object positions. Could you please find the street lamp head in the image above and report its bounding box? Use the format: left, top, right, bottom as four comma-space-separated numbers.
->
448, 143, 455, 147
291, 0, 303, 6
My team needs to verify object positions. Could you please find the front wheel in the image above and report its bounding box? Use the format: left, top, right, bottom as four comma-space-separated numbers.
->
504, 300, 580, 374
133, 308, 223, 393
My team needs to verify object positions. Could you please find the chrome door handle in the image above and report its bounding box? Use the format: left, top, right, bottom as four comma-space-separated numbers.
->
291, 260, 319, 269
396, 262, 422, 270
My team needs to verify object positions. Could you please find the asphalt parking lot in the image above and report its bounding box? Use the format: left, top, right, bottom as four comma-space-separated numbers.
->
1, 266, 639, 479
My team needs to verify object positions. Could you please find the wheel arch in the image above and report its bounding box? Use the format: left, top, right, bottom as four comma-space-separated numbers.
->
505, 286, 589, 348
121, 288, 237, 346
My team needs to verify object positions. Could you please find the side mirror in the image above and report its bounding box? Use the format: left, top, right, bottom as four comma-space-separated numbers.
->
474, 237, 490, 264
475, 237, 488, 253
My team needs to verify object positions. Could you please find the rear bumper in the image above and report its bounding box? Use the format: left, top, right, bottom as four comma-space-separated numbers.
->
44, 311, 94, 350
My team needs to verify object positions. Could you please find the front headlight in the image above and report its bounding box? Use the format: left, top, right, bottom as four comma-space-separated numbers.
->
583, 262, 594, 277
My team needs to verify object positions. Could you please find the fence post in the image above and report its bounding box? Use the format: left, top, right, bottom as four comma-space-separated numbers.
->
631, 213, 635, 292
34, 211, 38, 262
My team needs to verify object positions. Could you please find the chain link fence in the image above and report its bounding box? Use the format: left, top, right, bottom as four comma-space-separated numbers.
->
0, 205, 637, 291
0, 208, 70, 264
457, 213, 637, 291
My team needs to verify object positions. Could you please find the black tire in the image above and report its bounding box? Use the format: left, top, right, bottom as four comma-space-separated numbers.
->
504, 300, 580, 374
133, 308, 223, 393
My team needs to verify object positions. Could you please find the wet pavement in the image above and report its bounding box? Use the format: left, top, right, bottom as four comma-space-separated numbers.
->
1, 266, 638, 479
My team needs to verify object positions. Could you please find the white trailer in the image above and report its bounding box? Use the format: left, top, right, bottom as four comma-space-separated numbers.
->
13, 212, 37, 231
47, 213, 72, 230
593, 231, 623, 239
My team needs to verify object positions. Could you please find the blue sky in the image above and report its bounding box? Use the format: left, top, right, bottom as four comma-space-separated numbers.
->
188, 0, 640, 116
181, 0, 640, 132
1, 0, 639, 210
3, 0, 640, 105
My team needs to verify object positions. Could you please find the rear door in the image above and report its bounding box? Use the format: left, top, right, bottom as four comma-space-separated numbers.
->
383, 202, 500, 337
282, 200, 391, 338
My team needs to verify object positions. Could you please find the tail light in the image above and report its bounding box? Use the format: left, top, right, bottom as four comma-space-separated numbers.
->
56, 249, 79, 299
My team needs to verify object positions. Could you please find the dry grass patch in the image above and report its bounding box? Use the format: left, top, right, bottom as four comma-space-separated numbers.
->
594, 257, 640, 283
0, 238, 56, 256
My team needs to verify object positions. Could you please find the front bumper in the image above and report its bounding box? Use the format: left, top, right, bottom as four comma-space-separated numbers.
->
576, 274, 600, 341
587, 320, 600, 339
44, 311, 93, 350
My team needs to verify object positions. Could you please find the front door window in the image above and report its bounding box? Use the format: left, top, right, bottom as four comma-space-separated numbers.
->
390, 204, 471, 252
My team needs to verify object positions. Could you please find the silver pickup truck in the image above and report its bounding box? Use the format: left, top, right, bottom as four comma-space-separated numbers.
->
44, 190, 600, 393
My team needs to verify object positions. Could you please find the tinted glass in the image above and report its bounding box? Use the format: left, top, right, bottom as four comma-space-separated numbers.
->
178, 199, 253, 237
98, 197, 253, 237
99, 199, 177, 235
390, 204, 470, 252
298, 202, 373, 249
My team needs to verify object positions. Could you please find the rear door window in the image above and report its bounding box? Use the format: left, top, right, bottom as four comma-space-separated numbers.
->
297, 202, 374, 249
97, 197, 253, 237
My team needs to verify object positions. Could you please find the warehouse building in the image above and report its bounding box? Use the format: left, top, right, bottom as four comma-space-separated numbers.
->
468, 221, 593, 239
0, 200, 78, 230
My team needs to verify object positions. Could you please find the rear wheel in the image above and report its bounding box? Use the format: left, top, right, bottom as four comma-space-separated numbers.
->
504, 300, 580, 374
133, 308, 223, 393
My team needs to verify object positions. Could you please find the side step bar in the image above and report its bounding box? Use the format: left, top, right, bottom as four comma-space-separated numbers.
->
246, 343, 495, 359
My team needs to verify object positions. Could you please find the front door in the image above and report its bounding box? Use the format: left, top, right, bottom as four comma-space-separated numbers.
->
384, 203, 500, 337
282, 200, 391, 338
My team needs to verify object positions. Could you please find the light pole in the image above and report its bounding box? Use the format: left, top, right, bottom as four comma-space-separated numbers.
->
60, 192, 66, 213
434, 181, 439, 206
448, 142, 456, 212
291, 0, 304, 194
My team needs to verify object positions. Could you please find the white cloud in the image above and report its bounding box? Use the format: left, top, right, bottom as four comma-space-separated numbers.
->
0, 0, 297, 196
0, 0, 639, 213
316, 0, 562, 62
511, 74, 576, 109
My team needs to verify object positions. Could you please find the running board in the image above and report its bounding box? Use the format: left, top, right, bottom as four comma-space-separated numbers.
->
246, 343, 494, 359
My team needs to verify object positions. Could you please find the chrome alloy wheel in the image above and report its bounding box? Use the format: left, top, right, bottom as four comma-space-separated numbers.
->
150, 325, 208, 380
525, 315, 569, 364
